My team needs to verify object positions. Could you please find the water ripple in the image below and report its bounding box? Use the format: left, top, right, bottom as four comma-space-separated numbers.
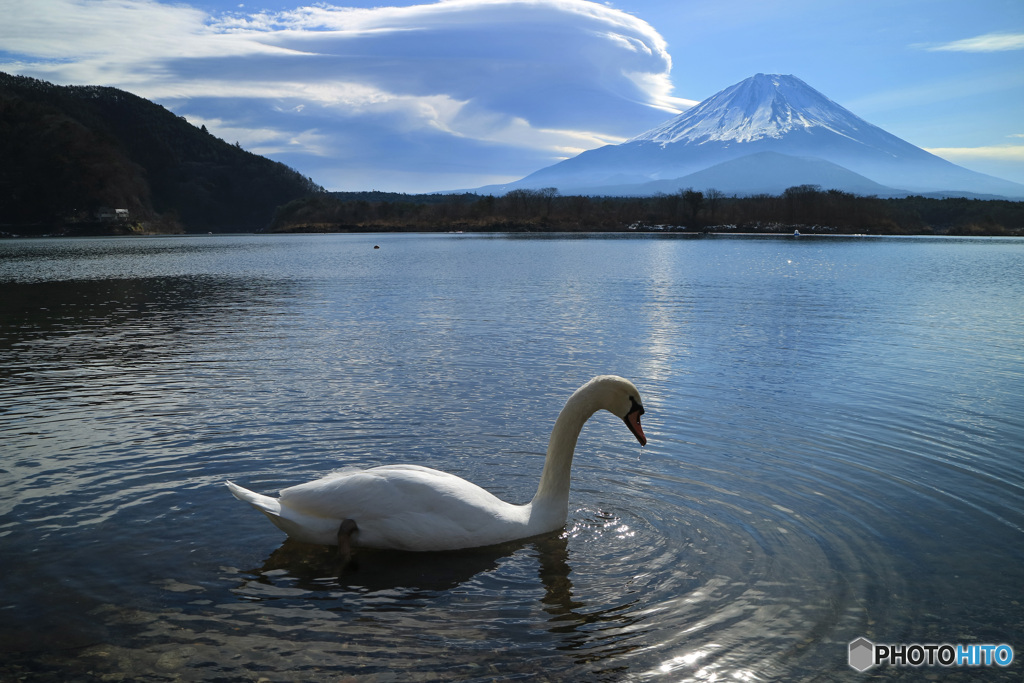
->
2, 235, 1022, 681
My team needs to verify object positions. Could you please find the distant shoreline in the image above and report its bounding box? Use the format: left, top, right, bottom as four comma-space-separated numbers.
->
4, 224, 1022, 239
5, 187, 1023, 239
263, 189, 1024, 238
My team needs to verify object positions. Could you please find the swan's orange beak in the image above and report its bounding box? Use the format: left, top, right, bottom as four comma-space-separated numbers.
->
624, 408, 646, 446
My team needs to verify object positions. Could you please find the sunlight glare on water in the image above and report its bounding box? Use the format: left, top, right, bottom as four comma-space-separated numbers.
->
0, 234, 1022, 681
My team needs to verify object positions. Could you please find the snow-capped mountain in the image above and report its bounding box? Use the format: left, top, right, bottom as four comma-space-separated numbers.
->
475, 74, 1024, 198
629, 73, 880, 146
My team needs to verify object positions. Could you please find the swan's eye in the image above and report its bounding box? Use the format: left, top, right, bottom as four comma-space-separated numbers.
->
629, 396, 644, 416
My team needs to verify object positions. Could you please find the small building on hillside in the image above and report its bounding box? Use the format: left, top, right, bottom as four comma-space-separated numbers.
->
96, 207, 130, 222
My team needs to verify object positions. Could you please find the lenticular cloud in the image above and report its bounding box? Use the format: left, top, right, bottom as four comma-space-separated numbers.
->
205, 0, 686, 137
1, 0, 690, 191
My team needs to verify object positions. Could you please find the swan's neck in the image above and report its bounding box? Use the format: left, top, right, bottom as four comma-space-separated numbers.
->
530, 383, 602, 515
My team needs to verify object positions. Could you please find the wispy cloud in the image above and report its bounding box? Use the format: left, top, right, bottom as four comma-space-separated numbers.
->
926, 145, 1024, 161
921, 32, 1024, 53
0, 0, 692, 191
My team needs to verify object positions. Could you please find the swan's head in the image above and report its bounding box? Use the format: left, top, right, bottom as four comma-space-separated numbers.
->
590, 375, 647, 446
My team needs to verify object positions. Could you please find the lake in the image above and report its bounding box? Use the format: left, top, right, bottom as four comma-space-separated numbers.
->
1, 233, 1022, 681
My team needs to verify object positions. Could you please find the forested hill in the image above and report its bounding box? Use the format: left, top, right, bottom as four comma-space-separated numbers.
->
0, 72, 323, 234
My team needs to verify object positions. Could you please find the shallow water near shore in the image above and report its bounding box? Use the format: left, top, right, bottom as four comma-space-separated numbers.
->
1, 233, 1022, 681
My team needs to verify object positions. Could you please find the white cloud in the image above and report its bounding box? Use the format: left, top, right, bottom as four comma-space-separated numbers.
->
922, 32, 1024, 53
0, 0, 688, 191
925, 145, 1024, 161
183, 113, 332, 156
0, 0, 291, 76
208, 0, 691, 125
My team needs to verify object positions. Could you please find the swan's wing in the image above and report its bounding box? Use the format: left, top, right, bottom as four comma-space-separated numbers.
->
277, 465, 528, 550
278, 465, 505, 518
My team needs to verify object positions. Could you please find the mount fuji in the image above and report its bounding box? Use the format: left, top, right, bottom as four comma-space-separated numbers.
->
475, 74, 1024, 198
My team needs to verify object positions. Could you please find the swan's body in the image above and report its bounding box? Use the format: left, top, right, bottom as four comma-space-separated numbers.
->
226, 375, 646, 551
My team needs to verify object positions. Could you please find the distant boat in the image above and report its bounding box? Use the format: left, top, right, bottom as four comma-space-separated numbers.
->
794, 229, 801, 237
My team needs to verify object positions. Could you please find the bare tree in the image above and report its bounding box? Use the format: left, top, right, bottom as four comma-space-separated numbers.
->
705, 188, 725, 224
681, 188, 704, 225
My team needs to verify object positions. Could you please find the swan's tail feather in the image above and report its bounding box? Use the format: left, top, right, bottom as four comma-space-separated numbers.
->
226, 481, 340, 545
226, 480, 282, 517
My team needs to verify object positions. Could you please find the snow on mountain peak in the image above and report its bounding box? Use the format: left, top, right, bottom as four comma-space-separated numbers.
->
629, 73, 872, 146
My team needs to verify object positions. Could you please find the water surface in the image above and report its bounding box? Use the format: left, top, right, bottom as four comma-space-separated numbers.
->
1, 234, 1022, 681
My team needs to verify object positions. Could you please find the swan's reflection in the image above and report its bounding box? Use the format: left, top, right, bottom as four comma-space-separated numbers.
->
533, 533, 585, 616
255, 535, 546, 593
247, 530, 644, 657
533, 533, 646, 648
253, 531, 572, 595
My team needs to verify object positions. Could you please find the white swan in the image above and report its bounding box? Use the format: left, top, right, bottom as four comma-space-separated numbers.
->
226, 375, 646, 552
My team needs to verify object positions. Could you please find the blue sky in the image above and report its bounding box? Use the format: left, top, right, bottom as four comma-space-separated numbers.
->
2, 0, 1022, 192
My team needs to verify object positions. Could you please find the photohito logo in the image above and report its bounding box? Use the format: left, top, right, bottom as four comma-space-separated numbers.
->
849, 637, 1014, 672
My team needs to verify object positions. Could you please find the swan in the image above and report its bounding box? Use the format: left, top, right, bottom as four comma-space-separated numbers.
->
225, 375, 646, 552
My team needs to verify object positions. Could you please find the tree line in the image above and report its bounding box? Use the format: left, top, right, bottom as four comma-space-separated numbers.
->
269, 186, 1024, 236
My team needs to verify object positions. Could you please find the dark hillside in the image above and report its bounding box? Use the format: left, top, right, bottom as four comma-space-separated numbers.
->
0, 72, 323, 234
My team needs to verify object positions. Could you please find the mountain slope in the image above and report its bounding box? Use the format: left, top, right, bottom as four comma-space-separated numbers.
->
0, 72, 323, 233
486, 74, 1024, 198
619, 151, 903, 197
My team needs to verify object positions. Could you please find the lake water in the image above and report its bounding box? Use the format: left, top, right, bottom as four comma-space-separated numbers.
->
1, 233, 1022, 681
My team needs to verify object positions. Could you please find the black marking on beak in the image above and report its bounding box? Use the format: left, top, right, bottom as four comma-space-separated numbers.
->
623, 397, 647, 446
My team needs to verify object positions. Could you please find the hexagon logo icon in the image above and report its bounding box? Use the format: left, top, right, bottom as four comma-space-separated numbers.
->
849, 637, 875, 672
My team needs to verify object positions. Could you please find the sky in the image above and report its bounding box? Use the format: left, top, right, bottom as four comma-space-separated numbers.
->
1, 0, 1022, 193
